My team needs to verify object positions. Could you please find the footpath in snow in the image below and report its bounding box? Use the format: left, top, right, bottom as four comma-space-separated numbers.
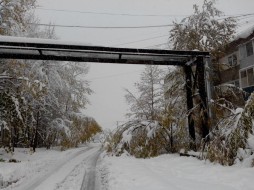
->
98, 153, 254, 190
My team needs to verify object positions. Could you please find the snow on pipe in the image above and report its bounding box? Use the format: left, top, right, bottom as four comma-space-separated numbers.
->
0, 36, 210, 65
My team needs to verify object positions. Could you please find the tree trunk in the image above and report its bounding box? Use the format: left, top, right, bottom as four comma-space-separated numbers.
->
11, 127, 15, 152
170, 123, 173, 149
33, 111, 39, 152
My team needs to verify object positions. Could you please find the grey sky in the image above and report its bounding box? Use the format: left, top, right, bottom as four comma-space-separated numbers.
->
36, 0, 254, 130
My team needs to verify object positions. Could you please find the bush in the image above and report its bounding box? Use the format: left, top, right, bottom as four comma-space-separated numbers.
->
206, 93, 254, 165
106, 120, 170, 158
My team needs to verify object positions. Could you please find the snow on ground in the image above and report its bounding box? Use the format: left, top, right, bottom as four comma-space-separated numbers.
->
2, 145, 254, 190
0, 143, 101, 190
98, 153, 254, 190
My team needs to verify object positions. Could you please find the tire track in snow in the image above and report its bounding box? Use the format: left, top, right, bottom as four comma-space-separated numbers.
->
33, 146, 100, 190
11, 145, 97, 190
80, 150, 101, 190
54, 147, 101, 190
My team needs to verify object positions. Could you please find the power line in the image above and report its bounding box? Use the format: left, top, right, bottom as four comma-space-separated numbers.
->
114, 15, 254, 47
233, 13, 254, 19
113, 34, 169, 46
216, 13, 254, 21
37, 7, 254, 20
238, 20, 254, 27
110, 31, 169, 44
30, 23, 174, 29
37, 7, 188, 17
237, 20, 254, 30
236, 14, 254, 22
237, 15, 254, 26
30, 13, 254, 30
144, 43, 169, 49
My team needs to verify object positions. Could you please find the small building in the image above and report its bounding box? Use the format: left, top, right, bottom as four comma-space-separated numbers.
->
219, 27, 254, 94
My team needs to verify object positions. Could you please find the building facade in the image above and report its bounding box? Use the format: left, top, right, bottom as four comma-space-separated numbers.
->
219, 27, 254, 94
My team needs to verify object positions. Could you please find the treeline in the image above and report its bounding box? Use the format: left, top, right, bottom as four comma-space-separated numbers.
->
0, 0, 101, 152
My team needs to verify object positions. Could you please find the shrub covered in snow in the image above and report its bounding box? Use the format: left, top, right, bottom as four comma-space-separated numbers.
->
207, 93, 254, 166
214, 84, 246, 114
106, 120, 170, 158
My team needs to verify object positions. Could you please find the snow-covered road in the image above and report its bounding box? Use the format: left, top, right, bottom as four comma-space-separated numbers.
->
1, 144, 101, 190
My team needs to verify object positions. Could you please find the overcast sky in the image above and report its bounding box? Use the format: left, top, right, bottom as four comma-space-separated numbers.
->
36, 0, 254, 130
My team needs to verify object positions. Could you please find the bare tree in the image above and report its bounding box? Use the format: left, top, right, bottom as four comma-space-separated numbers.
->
125, 65, 165, 121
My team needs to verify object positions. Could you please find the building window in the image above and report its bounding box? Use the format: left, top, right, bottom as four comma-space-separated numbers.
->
240, 67, 254, 88
246, 41, 253, 57
228, 54, 237, 66
247, 68, 254, 86
241, 70, 248, 88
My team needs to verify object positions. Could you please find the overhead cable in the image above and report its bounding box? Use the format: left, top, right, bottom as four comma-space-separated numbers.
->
30, 23, 174, 29
37, 7, 188, 17
37, 7, 254, 20
114, 34, 169, 46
